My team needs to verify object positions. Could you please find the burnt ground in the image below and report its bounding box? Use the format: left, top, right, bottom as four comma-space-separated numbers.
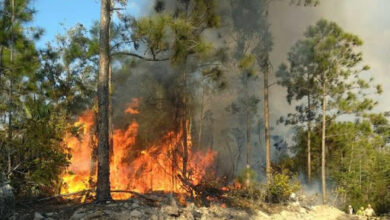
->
11, 192, 385, 220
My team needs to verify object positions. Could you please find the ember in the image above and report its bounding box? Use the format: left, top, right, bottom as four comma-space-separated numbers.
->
60, 99, 217, 199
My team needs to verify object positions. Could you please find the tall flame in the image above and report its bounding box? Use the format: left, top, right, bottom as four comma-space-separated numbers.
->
61, 99, 216, 199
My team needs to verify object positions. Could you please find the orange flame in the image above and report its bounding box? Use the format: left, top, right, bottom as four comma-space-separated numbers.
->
61, 99, 216, 199
124, 98, 140, 115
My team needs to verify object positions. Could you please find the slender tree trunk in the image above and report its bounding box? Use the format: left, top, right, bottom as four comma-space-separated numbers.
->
108, 41, 113, 157
307, 120, 311, 183
7, 0, 15, 177
359, 150, 362, 190
263, 57, 271, 186
348, 140, 354, 172
182, 68, 188, 178
321, 79, 327, 204
108, 0, 114, 157
245, 74, 251, 168
198, 85, 205, 149
96, 0, 112, 202
307, 95, 312, 183
182, 117, 188, 178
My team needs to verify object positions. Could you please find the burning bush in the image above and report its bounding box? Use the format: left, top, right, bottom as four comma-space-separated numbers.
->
60, 101, 217, 200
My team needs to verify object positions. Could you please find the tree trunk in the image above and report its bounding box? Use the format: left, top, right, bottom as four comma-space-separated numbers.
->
307, 95, 312, 183
321, 80, 327, 204
198, 85, 205, 149
263, 58, 271, 186
348, 140, 354, 172
307, 120, 311, 183
7, 0, 15, 178
182, 117, 188, 178
245, 74, 251, 168
108, 4, 114, 157
108, 44, 113, 157
96, 0, 112, 202
182, 68, 188, 178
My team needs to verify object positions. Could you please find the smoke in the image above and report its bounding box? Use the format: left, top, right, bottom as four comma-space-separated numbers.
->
268, 0, 390, 141
112, 0, 389, 181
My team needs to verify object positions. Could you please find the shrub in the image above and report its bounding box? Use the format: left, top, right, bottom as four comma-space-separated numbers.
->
268, 170, 300, 203
236, 166, 257, 189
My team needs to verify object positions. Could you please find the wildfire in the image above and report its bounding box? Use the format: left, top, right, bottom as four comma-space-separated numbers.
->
61, 99, 216, 199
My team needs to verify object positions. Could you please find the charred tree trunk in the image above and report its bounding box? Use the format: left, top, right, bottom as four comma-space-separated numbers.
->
96, 0, 112, 202
182, 68, 189, 178
182, 117, 188, 178
321, 78, 327, 204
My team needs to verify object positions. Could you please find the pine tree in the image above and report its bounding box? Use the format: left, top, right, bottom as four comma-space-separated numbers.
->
94, 0, 220, 200
0, 0, 41, 180
277, 41, 322, 183
283, 19, 380, 203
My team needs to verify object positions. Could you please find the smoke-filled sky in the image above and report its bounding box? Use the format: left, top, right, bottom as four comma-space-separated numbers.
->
269, 0, 390, 117
32, 0, 389, 112
31, 0, 389, 141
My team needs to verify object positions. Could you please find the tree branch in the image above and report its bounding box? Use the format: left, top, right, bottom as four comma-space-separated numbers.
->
268, 81, 277, 88
111, 51, 169, 61
111, 7, 126, 11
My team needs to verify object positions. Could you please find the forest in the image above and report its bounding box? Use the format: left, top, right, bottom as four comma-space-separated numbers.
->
0, 0, 389, 219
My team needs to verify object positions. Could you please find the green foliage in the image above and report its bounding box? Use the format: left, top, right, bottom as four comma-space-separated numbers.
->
115, 0, 219, 64
239, 55, 255, 71
236, 167, 257, 188
280, 19, 388, 212
131, 14, 172, 56
267, 170, 301, 203
290, 117, 390, 214
10, 99, 70, 196
277, 19, 381, 128
0, 1, 96, 198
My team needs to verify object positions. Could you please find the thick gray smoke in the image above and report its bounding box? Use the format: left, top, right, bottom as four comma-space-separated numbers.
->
268, 0, 389, 145
112, 0, 389, 181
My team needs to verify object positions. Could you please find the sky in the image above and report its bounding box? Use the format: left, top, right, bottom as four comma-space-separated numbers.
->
268, 0, 390, 117
30, 0, 151, 47
266, 0, 390, 142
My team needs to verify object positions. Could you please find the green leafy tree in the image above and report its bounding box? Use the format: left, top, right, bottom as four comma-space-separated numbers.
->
291, 116, 390, 213
277, 37, 322, 183
0, 0, 41, 180
0, 0, 74, 198
283, 19, 381, 203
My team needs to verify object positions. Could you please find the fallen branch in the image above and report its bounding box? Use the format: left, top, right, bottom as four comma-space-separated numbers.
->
37, 190, 93, 202
18, 189, 166, 205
